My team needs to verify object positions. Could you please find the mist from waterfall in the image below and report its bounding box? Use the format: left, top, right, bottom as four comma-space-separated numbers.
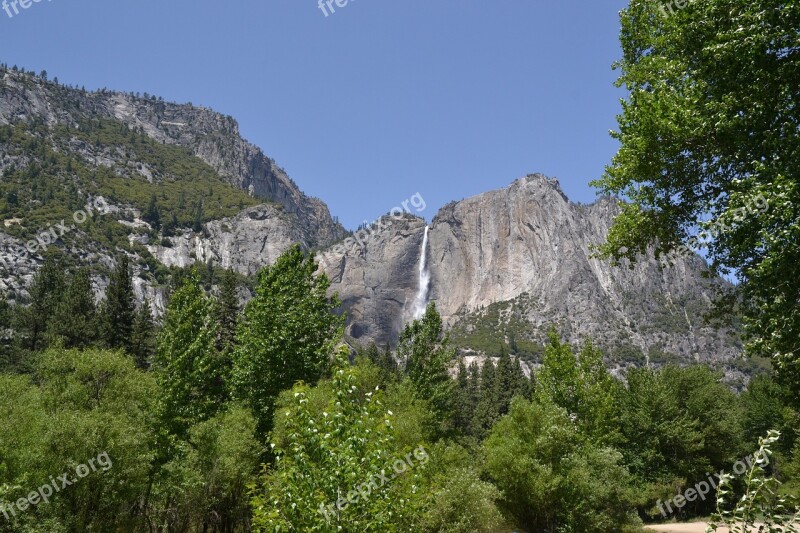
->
413, 226, 430, 319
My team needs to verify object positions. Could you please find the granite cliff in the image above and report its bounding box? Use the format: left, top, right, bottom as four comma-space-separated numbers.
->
319, 175, 741, 369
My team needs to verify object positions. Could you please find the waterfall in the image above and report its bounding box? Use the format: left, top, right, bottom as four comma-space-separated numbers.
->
413, 226, 430, 319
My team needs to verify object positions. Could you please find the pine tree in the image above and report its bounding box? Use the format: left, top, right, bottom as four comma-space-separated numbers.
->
495, 349, 516, 417
512, 356, 532, 399
453, 358, 474, 435
192, 201, 204, 233
0, 292, 13, 369
215, 269, 239, 355
49, 268, 97, 349
130, 297, 156, 369
143, 193, 161, 230
472, 359, 499, 439
467, 361, 481, 412
155, 270, 224, 436
365, 342, 398, 384
18, 255, 65, 351
101, 255, 135, 352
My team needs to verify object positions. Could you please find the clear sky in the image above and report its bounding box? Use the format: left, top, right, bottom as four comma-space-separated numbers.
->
0, 0, 629, 229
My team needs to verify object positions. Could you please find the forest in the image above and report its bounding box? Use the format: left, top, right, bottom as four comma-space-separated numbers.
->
0, 245, 797, 532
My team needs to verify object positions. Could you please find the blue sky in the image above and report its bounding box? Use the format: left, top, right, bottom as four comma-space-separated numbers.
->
0, 0, 629, 229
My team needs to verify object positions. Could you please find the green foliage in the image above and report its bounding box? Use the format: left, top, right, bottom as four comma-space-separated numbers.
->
361, 343, 400, 385
130, 296, 156, 369
232, 245, 344, 440
708, 431, 800, 532
16, 254, 65, 352
471, 359, 499, 439
48, 268, 98, 349
742, 375, 798, 455
535, 331, 623, 446
155, 269, 226, 437
142, 193, 161, 230
0, 348, 157, 531
215, 268, 240, 356
593, 0, 800, 398
99, 255, 135, 353
251, 347, 420, 532
397, 303, 456, 436
484, 397, 641, 532
620, 365, 743, 518
152, 406, 260, 532
415, 443, 505, 533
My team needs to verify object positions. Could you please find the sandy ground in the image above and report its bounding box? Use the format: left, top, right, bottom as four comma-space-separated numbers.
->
645, 524, 767, 533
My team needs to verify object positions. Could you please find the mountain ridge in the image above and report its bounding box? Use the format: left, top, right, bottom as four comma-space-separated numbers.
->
0, 66, 745, 379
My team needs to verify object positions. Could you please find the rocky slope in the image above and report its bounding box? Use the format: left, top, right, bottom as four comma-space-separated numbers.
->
0, 68, 345, 305
319, 175, 742, 367
0, 68, 345, 247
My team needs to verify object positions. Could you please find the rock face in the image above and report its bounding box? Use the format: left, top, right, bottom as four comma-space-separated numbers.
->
318, 214, 427, 344
148, 203, 316, 276
319, 175, 741, 364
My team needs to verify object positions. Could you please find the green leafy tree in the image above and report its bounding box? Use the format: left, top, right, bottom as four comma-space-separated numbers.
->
153, 406, 260, 532
620, 365, 743, 518
742, 374, 797, 455
155, 270, 225, 436
251, 347, 420, 532
397, 302, 456, 436
0, 348, 157, 531
484, 397, 640, 532
593, 0, 800, 396
416, 443, 505, 533
535, 331, 622, 445
708, 431, 800, 532
363, 342, 399, 384
232, 245, 343, 440
100, 255, 135, 352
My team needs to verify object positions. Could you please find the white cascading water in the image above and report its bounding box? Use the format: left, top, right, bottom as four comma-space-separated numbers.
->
413, 226, 430, 319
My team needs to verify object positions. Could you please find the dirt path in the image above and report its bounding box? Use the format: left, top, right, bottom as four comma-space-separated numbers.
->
645, 524, 765, 533
645, 525, 711, 533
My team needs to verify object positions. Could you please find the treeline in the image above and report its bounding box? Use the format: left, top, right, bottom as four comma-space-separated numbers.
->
0, 246, 798, 532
